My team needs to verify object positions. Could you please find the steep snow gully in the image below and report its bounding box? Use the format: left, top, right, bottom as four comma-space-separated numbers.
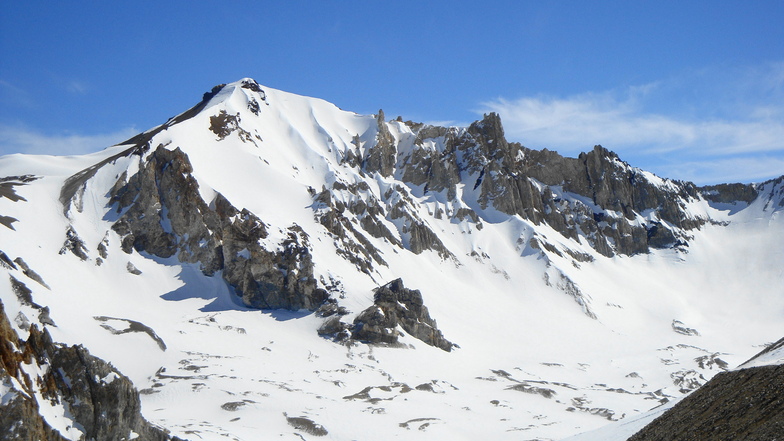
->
1, 78, 783, 440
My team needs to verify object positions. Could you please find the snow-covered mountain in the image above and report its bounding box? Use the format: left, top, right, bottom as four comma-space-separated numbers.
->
1, 78, 782, 440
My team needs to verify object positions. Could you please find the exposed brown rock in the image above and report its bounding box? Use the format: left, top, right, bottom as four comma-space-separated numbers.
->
0, 299, 180, 441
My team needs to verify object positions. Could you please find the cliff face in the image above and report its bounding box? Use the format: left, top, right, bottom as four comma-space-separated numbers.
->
396, 113, 704, 257
107, 146, 328, 311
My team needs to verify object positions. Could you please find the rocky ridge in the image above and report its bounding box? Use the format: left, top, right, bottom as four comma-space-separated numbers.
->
395, 113, 706, 257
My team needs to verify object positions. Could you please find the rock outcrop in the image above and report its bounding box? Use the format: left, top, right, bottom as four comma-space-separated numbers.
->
0, 299, 180, 441
108, 145, 327, 310
362, 110, 397, 177
1, 175, 39, 230
396, 114, 705, 257
698, 182, 759, 204
351, 279, 454, 352
311, 183, 393, 276
698, 175, 784, 210
391, 114, 782, 261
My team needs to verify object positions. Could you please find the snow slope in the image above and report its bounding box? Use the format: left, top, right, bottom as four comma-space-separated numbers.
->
1, 78, 782, 440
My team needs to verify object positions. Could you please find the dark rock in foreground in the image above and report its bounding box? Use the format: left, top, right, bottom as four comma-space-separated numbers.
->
629, 353, 784, 440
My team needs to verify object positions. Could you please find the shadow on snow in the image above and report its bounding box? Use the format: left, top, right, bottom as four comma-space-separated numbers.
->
142, 252, 315, 318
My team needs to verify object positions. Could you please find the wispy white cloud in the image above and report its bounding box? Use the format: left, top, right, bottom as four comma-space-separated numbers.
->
0, 125, 139, 156
662, 156, 784, 186
0, 79, 36, 109
422, 119, 474, 128
481, 90, 784, 157
479, 63, 784, 184
66, 80, 89, 95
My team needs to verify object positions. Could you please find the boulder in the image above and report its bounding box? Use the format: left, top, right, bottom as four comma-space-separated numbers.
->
352, 279, 454, 352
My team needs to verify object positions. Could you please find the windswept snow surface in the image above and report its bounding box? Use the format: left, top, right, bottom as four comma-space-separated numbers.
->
1, 79, 782, 440
736, 336, 784, 370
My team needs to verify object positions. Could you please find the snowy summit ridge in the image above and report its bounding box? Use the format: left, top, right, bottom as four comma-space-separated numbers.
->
1, 78, 783, 440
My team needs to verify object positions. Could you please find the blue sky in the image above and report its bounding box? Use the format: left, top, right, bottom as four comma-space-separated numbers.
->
1, 1, 783, 185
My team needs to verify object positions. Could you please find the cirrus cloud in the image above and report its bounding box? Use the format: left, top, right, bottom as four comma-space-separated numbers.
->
479, 65, 784, 185
0, 125, 139, 157
481, 89, 784, 157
